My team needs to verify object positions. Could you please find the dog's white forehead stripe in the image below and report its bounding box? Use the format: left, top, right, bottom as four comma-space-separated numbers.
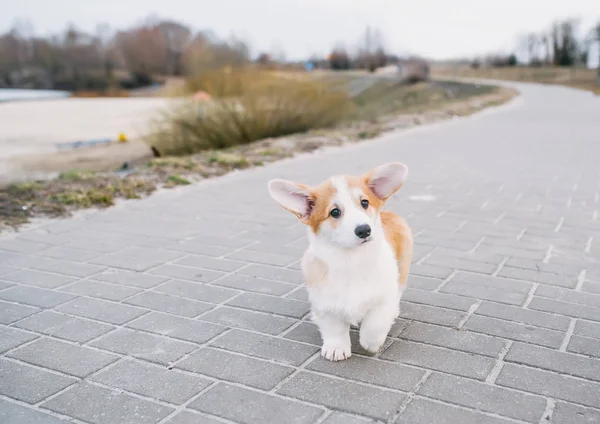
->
330, 176, 354, 207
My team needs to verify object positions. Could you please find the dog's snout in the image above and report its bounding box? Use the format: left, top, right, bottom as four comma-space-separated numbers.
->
354, 224, 371, 239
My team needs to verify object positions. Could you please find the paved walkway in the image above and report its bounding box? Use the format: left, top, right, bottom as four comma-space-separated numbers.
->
1, 82, 600, 424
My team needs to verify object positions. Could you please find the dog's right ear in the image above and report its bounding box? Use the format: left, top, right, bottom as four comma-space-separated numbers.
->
268, 179, 313, 223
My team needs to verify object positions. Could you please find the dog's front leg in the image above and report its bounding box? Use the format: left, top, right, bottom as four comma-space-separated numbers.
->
313, 312, 351, 361
359, 301, 399, 353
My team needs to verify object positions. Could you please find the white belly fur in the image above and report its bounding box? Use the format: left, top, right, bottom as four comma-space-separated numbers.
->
304, 238, 402, 326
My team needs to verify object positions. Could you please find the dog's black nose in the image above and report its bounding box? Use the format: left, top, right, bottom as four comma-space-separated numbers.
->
355, 224, 371, 239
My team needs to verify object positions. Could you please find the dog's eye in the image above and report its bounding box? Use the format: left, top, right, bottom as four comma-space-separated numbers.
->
361, 199, 369, 209
330, 208, 341, 218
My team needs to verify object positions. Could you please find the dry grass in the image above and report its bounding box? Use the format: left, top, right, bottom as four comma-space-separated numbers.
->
147, 69, 353, 156
1, 172, 156, 229
432, 65, 600, 94
350, 80, 496, 121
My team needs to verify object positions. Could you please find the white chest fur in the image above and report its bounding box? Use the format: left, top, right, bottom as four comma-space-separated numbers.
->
303, 236, 402, 326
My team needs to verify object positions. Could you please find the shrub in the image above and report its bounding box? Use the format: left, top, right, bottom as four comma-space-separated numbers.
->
147, 69, 353, 156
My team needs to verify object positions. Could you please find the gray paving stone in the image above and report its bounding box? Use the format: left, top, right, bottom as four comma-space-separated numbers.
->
90, 328, 196, 365
0, 398, 66, 424
552, 402, 600, 424
154, 279, 238, 304
91, 359, 211, 404
1, 269, 76, 289
399, 302, 464, 327
212, 329, 318, 366
213, 273, 296, 295
0, 265, 19, 276
15, 310, 113, 342
475, 301, 571, 331
582, 280, 600, 294
149, 264, 225, 283
0, 358, 76, 404
189, 383, 323, 424
463, 314, 564, 348
94, 269, 168, 288
380, 340, 495, 380
395, 398, 512, 424
0, 285, 76, 308
506, 257, 583, 276
323, 412, 376, 424
175, 255, 246, 272
573, 320, 600, 339
307, 355, 425, 391
419, 372, 546, 422
0, 252, 40, 269
124, 291, 212, 318
60, 279, 143, 301
403, 288, 475, 311
529, 297, 600, 322
442, 273, 532, 305
536, 285, 600, 308
399, 321, 505, 357
41, 382, 173, 424
0, 239, 49, 254
166, 241, 234, 257
505, 342, 600, 382
0, 326, 37, 354
63, 238, 129, 253
126, 312, 226, 343
201, 306, 295, 334
90, 253, 166, 272
29, 258, 107, 278
424, 255, 497, 274
119, 246, 185, 262
8, 338, 118, 377
226, 292, 310, 318
286, 287, 309, 301
283, 322, 322, 345
498, 266, 576, 288
164, 410, 223, 424
57, 297, 147, 324
410, 264, 453, 279
407, 275, 442, 290
38, 246, 98, 261
226, 249, 297, 267
237, 263, 305, 284
567, 335, 600, 358
278, 372, 405, 421
497, 364, 600, 408
176, 347, 294, 390
0, 300, 39, 324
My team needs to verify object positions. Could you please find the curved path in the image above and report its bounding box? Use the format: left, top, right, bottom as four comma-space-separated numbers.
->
1, 82, 600, 424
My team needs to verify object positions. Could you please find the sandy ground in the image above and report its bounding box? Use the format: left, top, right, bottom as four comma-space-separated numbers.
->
0, 97, 171, 160
0, 97, 173, 183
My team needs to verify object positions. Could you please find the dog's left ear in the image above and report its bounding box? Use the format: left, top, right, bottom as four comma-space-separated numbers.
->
364, 162, 408, 200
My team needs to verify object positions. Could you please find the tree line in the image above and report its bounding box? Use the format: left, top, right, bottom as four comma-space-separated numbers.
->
470, 18, 600, 71
0, 17, 250, 91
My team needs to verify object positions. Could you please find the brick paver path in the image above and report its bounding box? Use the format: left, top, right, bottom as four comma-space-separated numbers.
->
1, 83, 600, 423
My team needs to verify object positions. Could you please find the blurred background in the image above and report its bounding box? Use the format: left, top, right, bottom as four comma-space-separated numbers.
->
1, 0, 600, 228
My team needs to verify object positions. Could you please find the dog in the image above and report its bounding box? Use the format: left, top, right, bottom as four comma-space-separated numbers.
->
268, 162, 412, 361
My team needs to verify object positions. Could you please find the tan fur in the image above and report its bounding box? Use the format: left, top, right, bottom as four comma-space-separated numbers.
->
302, 251, 328, 287
381, 211, 413, 286
307, 180, 338, 234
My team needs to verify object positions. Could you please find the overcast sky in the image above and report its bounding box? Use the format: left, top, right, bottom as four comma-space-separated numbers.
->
2, 0, 600, 60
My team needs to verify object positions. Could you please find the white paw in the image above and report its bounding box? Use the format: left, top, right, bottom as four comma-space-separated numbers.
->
321, 344, 351, 361
359, 333, 385, 353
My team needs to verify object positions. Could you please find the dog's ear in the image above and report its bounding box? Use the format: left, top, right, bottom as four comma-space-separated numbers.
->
268, 179, 313, 223
364, 162, 408, 200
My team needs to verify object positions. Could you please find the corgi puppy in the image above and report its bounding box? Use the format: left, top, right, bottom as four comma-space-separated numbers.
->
268, 163, 412, 361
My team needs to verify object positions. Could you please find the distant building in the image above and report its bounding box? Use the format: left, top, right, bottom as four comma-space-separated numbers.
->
396, 59, 430, 83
